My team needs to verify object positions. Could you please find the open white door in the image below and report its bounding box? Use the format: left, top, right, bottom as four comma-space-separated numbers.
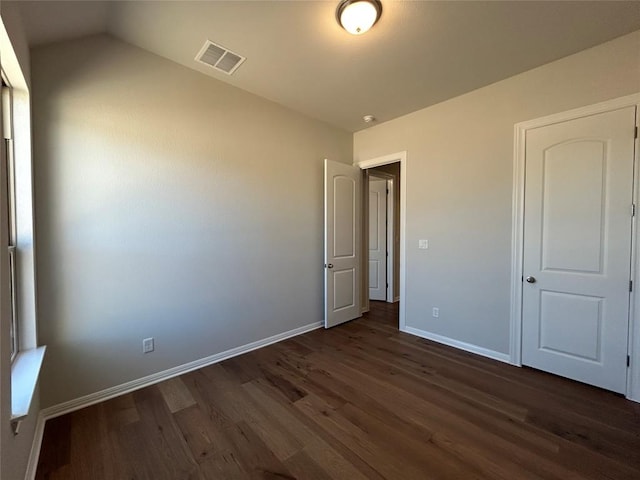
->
368, 177, 387, 301
324, 159, 361, 328
521, 106, 635, 393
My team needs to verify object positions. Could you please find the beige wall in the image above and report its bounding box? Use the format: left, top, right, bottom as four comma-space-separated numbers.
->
32, 34, 352, 408
354, 31, 640, 355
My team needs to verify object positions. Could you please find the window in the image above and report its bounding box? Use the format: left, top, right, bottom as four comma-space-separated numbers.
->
1, 72, 18, 361
2, 24, 45, 428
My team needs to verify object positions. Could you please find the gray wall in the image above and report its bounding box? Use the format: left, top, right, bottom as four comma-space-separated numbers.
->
32, 34, 352, 408
354, 31, 640, 356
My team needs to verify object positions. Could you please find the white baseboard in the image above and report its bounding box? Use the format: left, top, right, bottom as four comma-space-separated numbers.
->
39, 321, 322, 422
402, 326, 512, 364
24, 412, 46, 480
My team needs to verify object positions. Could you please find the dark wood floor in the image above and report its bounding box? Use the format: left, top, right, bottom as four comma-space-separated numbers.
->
36, 301, 640, 479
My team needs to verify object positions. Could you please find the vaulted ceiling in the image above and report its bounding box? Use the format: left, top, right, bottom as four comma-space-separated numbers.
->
14, 1, 640, 131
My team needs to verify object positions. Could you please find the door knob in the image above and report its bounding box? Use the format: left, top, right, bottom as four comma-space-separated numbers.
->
325, 263, 334, 269
525, 276, 536, 283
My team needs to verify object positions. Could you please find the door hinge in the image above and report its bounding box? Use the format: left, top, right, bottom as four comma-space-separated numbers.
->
635, 126, 638, 139
628, 355, 631, 367
632, 204, 636, 217
630, 280, 633, 292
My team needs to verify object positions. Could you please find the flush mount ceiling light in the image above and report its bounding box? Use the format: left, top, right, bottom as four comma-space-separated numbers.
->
336, 0, 383, 35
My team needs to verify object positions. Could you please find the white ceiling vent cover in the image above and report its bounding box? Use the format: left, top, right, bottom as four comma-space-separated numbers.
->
195, 40, 245, 75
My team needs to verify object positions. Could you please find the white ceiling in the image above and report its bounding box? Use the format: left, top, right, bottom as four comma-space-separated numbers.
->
14, 1, 640, 132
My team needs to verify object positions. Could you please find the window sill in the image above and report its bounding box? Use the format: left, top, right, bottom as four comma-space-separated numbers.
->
11, 345, 46, 423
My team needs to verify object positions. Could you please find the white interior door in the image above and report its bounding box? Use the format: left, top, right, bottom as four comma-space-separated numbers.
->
522, 106, 636, 393
369, 177, 387, 301
324, 159, 361, 328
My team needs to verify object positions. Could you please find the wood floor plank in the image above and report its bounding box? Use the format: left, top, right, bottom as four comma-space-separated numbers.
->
283, 450, 332, 480
36, 301, 640, 479
181, 368, 245, 425
320, 329, 531, 422
157, 376, 197, 413
35, 415, 71, 479
103, 392, 140, 429
67, 404, 130, 480
243, 379, 385, 480
173, 404, 234, 465
307, 348, 585, 480
295, 392, 430, 480
197, 451, 250, 480
336, 401, 494, 480
222, 381, 304, 461
218, 420, 296, 480
115, 387, 202, 480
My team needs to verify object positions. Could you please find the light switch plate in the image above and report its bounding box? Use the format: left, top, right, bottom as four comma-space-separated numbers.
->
143, 337, 154, 353
418, 239, 428, 249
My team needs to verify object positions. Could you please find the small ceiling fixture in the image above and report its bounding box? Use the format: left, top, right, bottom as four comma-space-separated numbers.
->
336, 0, 383, 35
363, 115, 376, 123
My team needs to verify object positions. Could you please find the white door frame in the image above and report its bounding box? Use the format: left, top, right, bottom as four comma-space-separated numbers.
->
356, 151, 407, 330
367, 174, 387, 301
510, 93, 640, 401
386, 178, 395, 303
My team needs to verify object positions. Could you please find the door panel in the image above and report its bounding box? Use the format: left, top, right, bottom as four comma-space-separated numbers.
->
334, 177, 356, 258
541, 141, 606, 273
522, 106, 635, 393
334, 269, 356, 310
539, 291, 602, 361
369, 178, 387, 301
324, 159, 361, 328
368, 262, 379, 288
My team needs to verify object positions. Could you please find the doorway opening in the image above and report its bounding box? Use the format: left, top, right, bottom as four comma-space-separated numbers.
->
323, 152, 407, 331
357, 152, 406, 330
367, 167, 398, 304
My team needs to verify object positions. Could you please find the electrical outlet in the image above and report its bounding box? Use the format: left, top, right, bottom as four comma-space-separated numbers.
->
143, 337, 154, 353
432, 307, 439, 318
418, 239, 429, 249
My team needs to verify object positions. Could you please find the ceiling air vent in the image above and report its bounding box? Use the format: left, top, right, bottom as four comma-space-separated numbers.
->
195, 40, 245, 75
